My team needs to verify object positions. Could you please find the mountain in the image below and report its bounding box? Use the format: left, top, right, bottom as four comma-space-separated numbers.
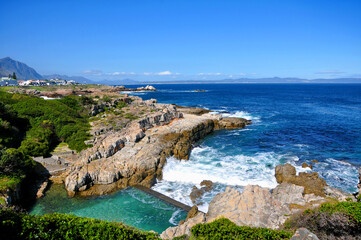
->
43, 74, 95, 84
0, 57, 43, 80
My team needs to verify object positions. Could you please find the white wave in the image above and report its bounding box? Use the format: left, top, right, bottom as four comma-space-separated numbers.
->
314, 158, 358, 193
152, 147, 283, 212
169, 209, 182, 225
222, 111, 261, 122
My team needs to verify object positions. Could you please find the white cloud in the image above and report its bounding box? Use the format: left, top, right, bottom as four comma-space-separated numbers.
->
197, 73, 222, 76
157, 71, 173, 75
82, 69, 103, 75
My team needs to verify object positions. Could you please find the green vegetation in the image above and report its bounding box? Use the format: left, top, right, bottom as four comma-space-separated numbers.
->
319, 201, 361, 224
0, 92, 91, 155
117, 101, 128, 109
0, 209, 160, 240
124, 113, 138, 120
191, 218, 292, 240
283, 201, 361, 239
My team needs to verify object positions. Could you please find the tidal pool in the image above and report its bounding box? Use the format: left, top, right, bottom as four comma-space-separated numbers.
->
29, 184, 187, 233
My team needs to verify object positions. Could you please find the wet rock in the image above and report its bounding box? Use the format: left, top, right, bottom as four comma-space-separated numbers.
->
215, 117, 251, 129
290, 228, 319, 240
190, 186, 204, 204
200, 180, 213, 191
302, 162, 313, 169
275, 163, 326, 197
160, 212, 206, 239
190, 180, 214, 204
185, 205, 199, 221
311, 159, 319, 163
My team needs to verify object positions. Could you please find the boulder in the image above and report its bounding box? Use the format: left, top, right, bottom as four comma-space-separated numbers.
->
275, 164, 326, 197
290, 228, 319, 240
185, 205, 199, 221
302, 162, 313, 169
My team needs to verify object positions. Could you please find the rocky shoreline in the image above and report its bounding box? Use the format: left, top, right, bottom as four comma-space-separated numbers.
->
161, 163, 360, 239
3, 85, 360, 240
61, 98, 251, 196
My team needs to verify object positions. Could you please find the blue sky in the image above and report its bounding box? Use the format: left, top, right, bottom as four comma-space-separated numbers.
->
0, 0, 360, 81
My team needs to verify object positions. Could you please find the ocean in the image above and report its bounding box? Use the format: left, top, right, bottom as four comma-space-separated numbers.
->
129, 83, 361, 212
30, 83, 361, 232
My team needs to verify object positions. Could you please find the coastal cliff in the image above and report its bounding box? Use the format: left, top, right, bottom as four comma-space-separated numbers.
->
62, 97, 251, 196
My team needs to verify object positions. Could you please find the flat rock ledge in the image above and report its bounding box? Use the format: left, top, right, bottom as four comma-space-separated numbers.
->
161, 164, 355, 239
62, 102, 251, 196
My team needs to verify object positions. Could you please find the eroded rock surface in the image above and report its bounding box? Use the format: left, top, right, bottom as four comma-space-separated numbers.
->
63, 101, 251, 196
275, 163, 327, 196
161, 163, 356, 239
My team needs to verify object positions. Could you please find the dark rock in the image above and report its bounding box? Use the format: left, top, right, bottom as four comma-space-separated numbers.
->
290, 228, 319, 240
200, 180, 214, 191
190, 186, 203, 204
302, 162, 313, 169
185, 205, 199, 221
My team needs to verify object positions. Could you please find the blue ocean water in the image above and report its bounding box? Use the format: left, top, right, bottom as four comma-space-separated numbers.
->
125, 84, 361, 211
30, 84, 361, 231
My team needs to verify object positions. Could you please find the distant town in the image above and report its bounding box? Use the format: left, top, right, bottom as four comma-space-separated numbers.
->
0, 72, 80, 87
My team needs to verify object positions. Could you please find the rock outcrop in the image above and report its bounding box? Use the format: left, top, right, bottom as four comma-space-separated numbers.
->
63, 102, 251, 196
290, 228, 319, 240
161, 164, 357, 239
161, 183, 326, 239
275, 163, 327, 197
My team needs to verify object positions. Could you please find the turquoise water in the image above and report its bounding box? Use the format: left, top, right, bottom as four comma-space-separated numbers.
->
29, 184, 187, 233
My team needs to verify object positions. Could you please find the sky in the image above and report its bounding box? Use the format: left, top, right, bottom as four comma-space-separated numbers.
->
0, 0, 360, 82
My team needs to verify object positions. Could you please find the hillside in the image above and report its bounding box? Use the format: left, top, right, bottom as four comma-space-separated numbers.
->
0, 57, 43, 80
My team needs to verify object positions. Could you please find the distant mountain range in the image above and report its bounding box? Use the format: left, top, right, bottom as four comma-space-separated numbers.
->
0, 57, 43, 80
43, 74, 94, 84
147, 77, 361, 84
0, 57, 95, 83
1, 57, 361, 84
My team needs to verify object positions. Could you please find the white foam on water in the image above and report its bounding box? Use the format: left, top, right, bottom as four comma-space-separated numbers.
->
169, 209, 182, 225
223, 111, 261, 123
152, 146, 284, 212
315, 158, 359, 193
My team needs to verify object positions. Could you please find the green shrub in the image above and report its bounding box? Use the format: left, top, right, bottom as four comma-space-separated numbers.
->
124, 113, 138, 120
102, 95, 112, 103
319, 201, 361, 224
0, 210, 160, 240
283, 201, 361, 239
191, 218, 292, 239
117, 101, 128, 109
0, 92, 91, 155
